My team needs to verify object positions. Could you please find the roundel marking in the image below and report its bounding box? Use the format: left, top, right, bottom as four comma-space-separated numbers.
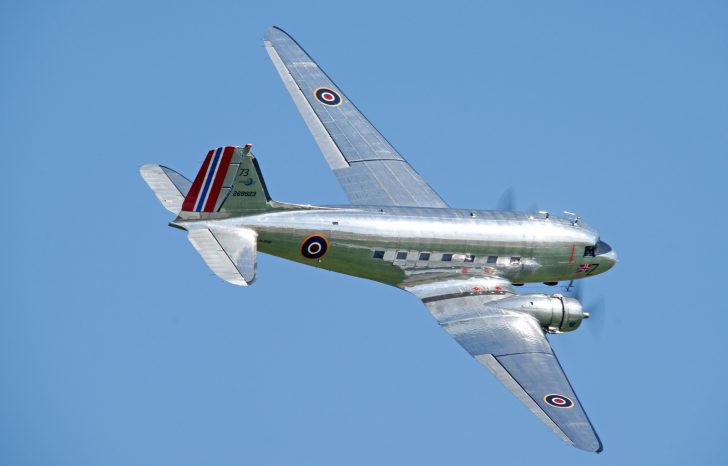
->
544, 394, 575, 408
301, 234, 330, 260
314, 87, 342, 106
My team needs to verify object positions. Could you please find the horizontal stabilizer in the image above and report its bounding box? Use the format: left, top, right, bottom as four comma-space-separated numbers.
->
140, 164, 192, 213
186, 227, 257, 286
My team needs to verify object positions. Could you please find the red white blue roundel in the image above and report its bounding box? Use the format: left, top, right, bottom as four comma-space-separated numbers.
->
314, 87, 342, 106
301, 234, 329, 260
544, 394, 575, 408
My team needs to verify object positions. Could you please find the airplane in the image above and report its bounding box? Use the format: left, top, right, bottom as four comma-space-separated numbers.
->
141, 26, 617, 453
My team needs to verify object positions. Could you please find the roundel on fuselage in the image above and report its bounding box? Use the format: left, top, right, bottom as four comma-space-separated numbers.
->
301, 234, 329, 260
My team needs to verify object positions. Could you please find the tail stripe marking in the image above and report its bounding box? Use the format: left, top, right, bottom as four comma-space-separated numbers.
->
203, 146, 234, 212
195, 147, 223, 211
181, 149, 214, 211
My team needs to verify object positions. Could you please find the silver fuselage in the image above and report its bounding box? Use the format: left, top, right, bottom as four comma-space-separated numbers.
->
178, 205, 617, 288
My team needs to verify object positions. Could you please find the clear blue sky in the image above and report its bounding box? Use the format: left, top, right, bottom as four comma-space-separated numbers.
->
2, 1, 727, 465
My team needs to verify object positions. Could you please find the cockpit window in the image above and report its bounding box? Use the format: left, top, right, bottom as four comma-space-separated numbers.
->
584, 245, 596, 257
595, 240, 612, 255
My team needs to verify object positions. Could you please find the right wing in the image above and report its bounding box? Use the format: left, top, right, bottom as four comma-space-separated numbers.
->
410, 279, 603, 452
263, 26, 447, 208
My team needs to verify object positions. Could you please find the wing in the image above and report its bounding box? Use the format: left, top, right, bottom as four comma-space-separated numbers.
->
263, 26, 447, 208
409, 279, 603, 452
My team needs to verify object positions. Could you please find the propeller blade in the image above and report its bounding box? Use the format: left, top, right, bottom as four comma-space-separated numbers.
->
586, 296, 606, 338
564, 279, 582, 301
565, 280, 606, 337
496, 186, 515, 211
574, 281, 583, 302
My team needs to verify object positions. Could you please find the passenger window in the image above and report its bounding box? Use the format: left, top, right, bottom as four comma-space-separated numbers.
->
510, 257, 521, 265
396, 251, 408, 260
372, 250, 385, 259
465, 254, 475, 263
487, 256, 498, 264
441, 253, 453, 262
419, 252, 430, 261
584, 245, 596, 257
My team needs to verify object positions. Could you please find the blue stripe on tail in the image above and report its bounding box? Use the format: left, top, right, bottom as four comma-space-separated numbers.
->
196, 147, 222, 211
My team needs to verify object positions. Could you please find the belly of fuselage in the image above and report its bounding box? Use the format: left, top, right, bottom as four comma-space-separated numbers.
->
233, 206, 601, 287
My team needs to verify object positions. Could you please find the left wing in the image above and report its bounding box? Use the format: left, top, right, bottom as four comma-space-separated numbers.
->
409, 279, 603, 452
263, 26, 447, 208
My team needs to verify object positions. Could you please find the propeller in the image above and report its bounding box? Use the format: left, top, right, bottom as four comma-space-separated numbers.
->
496, 186, 515, 211
496, 186, 540, 213
566, 280, 607, 337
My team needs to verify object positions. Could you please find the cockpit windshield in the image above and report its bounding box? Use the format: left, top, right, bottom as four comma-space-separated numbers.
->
595, 239, 612, 255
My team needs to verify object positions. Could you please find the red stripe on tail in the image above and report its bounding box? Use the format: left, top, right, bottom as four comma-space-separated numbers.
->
203, 146, 235, 212
182, 150, 214, 211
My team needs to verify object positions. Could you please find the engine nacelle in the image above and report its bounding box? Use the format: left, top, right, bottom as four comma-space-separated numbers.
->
494, 294, 587, 333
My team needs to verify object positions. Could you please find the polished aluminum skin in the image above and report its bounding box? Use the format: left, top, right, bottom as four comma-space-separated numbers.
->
264, 26, 447, 208
202, 205, 616, 288
141, 26, 618, 453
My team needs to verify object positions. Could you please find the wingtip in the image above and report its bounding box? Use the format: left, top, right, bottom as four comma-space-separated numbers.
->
571, 437, 603, 454
264, 25, 289, 40
139, 163, 159, 175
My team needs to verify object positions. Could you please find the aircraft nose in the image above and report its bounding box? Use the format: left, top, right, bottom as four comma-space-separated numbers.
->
596, 240, 618, 266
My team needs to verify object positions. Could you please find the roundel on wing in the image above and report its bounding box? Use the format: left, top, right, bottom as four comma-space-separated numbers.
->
301, 234, 329, 260
544, 393, 575, 408
314, 87, 342, 106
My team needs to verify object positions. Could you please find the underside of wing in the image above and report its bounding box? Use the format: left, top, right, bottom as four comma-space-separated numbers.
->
186, 227, 257, 286
408, 278, 603, 453
263, 26, 447, 208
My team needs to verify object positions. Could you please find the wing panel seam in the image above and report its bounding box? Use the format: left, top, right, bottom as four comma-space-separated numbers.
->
348, 158, 409, 163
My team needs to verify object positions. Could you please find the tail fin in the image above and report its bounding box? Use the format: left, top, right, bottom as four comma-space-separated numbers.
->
181, 145, 271, 214
141, 145, 272, 286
